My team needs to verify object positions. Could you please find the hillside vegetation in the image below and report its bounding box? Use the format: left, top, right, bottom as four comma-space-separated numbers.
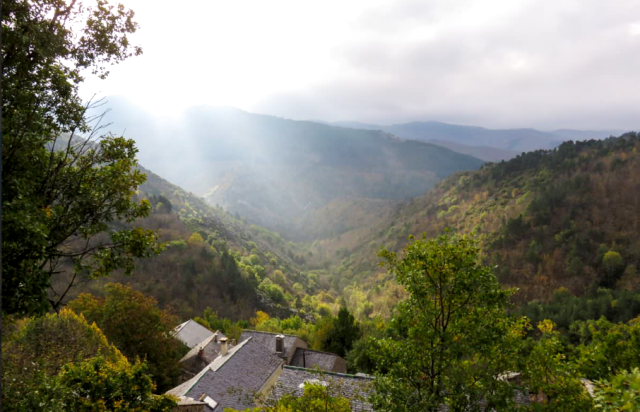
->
300, 132, 640, 315
63, 165, 340, 321
100, 103, 484, 239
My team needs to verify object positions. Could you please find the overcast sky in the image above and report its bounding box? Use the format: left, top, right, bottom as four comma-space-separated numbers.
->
80, 0, 640, 130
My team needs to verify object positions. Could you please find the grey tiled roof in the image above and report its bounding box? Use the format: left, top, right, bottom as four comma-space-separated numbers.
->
180, 331, 229, 377
239, 330, 307, 360
169, 337, 284, 412
271, 366, 373, 412
290, 348, 347, 373
175, 320, 215, 349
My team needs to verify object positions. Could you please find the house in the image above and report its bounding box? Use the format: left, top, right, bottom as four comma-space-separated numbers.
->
289, 348, 347, 373
175, 319, 215, 349
239, 330, 307, 365
270, 366, 373, 412
178, 331, 230, 382
168, 337, 284, 411
238, 330, 347, 373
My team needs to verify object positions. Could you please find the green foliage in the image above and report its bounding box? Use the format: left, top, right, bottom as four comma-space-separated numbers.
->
594, 368, 640, 411
57, 357, 176, 412
370, 233, 523, 411
3, 356, 176, 412
194, 307, 244, 340
571, 316, 640, 380
259, 278, 287, 305
518, 288, 640, 334
1, 0, 160, 315
229, 382, 353, 412
268, 383, 352, 412
601, 251, 625, 287
1, 308, 174, 411
518, 320, 594, 411
1, 308, 125, 404
168, 239, 188, 249
187, 232, 205, 246
68, 283, 184, 392
316, 307, 361, 358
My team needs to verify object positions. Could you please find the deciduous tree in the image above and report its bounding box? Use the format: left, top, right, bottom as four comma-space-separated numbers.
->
2, 0, 160, 315
68, 283, 184, 392
371, 234, 525, 411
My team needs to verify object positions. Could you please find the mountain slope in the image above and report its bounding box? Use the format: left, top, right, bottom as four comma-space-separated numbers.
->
61, 164, 318, 320
330, 120, 571, 161
99, 101, 484, 239
383, 121, 563, 152
427, 140, 520, 162
304, 132, 640, 313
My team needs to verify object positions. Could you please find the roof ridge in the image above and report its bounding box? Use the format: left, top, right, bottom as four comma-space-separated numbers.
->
242, 329, 300, 338
283, 365, 372, 380
295, 347, 342, 357
179, 331, 224, 362
180, 337, 253, 396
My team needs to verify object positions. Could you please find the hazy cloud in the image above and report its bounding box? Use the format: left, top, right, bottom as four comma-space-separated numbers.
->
81, 0, 640, 130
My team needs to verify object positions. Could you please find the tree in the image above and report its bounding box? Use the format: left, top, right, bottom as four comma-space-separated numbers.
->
594, 368, 640, 411
518, 320, 594, 411
268, 383, 352, 412
1, 308, 125, 403
370, 233, 524, 411
1, 308, 175, 411
58, 356, 177, 412
2, 0, 159, 315
315, 307, 361, 358
68, 283, 185, 392
601, 251, 624, 287
233, 382, 355, 412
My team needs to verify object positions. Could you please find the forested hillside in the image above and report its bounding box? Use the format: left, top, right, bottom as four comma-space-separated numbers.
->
76, 132, 640, 322
99, 102, 484, 239
300, 133, 640, 315
61, 165, 339, 321
332, 120, 625, 161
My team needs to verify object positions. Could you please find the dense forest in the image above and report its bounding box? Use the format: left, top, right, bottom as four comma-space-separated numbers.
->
298, 133, 640, 317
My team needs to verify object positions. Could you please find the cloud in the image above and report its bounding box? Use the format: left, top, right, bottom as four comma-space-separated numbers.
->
81, 0, 640, 130
253, 0, 640, 129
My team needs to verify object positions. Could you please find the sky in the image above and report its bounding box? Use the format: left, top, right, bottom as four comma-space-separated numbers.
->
79, 0, 640, 130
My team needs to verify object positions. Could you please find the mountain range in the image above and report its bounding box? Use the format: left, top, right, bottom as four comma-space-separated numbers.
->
73, 99, 640, 321
97, 99, 483, 238
329, 120, 625, 161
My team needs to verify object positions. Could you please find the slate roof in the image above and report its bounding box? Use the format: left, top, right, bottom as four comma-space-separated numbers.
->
175, 320, 215, 349
271, 366, 373, 412
167, 337, 284, 412
239, 330, 307, 361
179, 331, 230, 381
290, 348, 347, 373
180, 331, 226, 362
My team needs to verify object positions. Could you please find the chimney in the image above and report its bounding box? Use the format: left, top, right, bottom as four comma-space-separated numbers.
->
220, 337, 228, 356
231, 339, 236, 346
213, 333, 218, 343
275, 334, 285, 353
198, 347, 204, 359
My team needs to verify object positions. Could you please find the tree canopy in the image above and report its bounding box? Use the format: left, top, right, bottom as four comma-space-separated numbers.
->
2, 0, 160, 315
68, 283, 186, 392
1, 308, 176, 411
371, 233, 525, 411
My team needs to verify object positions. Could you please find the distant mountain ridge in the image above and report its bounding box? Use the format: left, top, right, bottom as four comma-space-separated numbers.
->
329, 120, 626, 161
98, 99, 484, 239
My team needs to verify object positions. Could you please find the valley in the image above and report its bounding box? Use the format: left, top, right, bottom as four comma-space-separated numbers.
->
68, 102, 640, 323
